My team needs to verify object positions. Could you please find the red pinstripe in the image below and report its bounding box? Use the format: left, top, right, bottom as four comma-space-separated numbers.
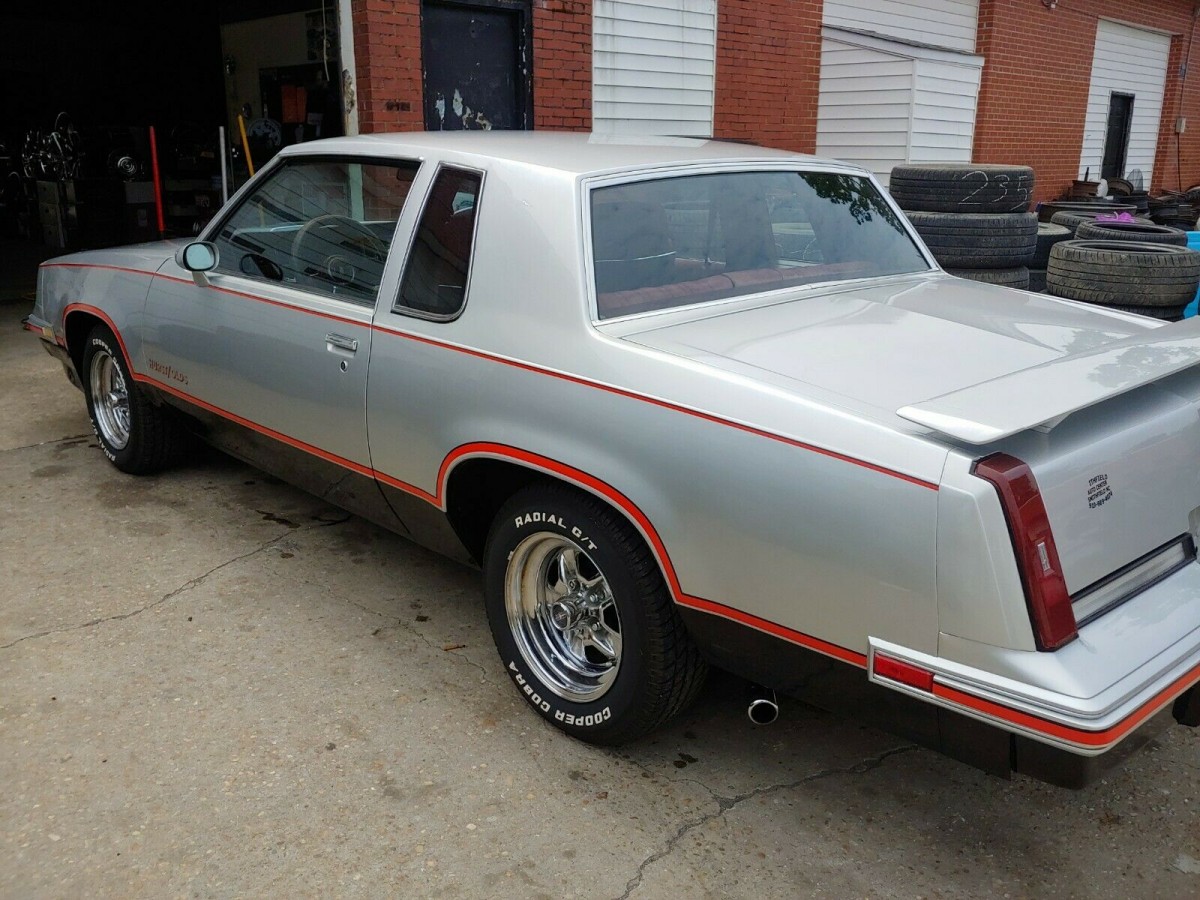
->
49, 261, 937, 491
934, 662, 1200, 749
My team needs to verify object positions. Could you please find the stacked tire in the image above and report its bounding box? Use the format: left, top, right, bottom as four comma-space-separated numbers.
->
1074, 219, 1188, 246
1029, 222, 1072, 292
1049, 209, 1150, 236
890, 164, 1037, 289
1046, 241, 1200, 320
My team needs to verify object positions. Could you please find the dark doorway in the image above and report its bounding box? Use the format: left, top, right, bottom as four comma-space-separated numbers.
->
422, 0, 531, 131
1101, 92, 1135, 180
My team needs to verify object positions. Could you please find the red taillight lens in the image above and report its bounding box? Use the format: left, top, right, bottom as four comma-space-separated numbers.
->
874, 654, 935, 691
973, 453, 1078, 651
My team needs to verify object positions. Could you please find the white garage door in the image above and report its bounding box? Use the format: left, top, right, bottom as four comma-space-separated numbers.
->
592, 0, 716, 136
1079, 20, 1171, 185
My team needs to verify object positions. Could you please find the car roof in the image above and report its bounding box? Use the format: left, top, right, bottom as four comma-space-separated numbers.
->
280, 131, 863, 178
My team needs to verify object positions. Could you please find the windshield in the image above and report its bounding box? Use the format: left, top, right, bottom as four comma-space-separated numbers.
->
590, 169, 930, 319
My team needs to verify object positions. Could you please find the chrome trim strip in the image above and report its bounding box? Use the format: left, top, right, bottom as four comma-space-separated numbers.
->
1072, 536, 1194, 626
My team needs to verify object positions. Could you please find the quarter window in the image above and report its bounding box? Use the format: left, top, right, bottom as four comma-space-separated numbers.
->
212, 158, 419, 304
396, 167, 482, 317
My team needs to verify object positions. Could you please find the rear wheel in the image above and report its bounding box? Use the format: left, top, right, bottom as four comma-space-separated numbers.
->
483, 483, 706, 745
82, 324, 182, 473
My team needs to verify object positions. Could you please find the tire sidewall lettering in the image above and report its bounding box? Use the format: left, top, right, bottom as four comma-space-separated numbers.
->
506, 659, 611, 725
489, 495, 651, 738
511, 511, 598, 552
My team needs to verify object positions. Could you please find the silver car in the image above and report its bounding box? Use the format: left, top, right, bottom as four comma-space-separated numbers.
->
26, 133, 1200, 787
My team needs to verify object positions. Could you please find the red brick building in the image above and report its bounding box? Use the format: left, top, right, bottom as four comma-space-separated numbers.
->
344, 0, 1200, 202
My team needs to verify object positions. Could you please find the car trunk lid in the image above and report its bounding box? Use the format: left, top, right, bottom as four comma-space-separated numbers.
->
620, 275, 1200, 620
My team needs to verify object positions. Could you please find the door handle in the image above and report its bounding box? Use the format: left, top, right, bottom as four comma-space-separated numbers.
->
325, 333, 359, 353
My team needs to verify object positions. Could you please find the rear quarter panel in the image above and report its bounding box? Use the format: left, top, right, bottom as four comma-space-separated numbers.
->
367, 159, 948, 662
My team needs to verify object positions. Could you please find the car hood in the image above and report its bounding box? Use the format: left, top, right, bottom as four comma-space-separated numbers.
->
619, 274, 1161, 425
48, 240, 184, 275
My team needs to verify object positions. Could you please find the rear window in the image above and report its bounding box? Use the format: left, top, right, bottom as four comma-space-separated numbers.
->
590, 170, 930, 319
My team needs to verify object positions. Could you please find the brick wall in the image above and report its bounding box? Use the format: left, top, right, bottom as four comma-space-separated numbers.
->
532, 0, 592, 129
713, 0, 823, 153
352, 0, 424, 134
350, 0, 591, 134
974, 0, 1200, 202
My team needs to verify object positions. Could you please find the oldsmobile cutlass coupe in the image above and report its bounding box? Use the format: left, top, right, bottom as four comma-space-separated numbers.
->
26, 133, 1200, 786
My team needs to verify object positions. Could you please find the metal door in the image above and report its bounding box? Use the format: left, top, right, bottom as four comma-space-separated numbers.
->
1101, 93, 1134, 180
422, 0, 531, 131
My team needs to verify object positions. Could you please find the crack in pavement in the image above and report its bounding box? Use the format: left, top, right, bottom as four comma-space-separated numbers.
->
1, 529, 297, 651
3, 508, 355, 651
615, 744, 918, 900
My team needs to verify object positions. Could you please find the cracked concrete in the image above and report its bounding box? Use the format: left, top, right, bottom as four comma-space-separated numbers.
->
618, 745, 918, 899
2, 298, 1199, 899
2, 528, 297, 650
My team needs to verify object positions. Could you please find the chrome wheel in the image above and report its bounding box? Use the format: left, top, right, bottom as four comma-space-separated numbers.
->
505, 533, 623, 702
89, 347, 131, 450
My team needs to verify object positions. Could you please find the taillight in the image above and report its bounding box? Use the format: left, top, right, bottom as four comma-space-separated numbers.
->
973, 453, 1078, 651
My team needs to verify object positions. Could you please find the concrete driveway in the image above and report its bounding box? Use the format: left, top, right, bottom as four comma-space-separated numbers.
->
2, 294, 1198, 899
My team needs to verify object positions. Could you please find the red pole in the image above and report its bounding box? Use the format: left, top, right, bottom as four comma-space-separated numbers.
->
148, 125, 166, 238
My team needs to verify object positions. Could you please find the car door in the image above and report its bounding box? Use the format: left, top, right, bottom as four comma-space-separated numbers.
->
365, 163, 486, 560
141, 154, 420, 514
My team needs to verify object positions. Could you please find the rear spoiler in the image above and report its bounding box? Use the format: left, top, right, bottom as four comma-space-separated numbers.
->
898, 316, 1200, 444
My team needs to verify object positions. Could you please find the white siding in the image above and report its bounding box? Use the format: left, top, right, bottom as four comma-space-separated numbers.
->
910, 58, 982, 163
593, 0, 716, 135
816, 41, 915, 182
824, 0, 979, 54
1079, 20, 1171, 185
816, 31, 982, 184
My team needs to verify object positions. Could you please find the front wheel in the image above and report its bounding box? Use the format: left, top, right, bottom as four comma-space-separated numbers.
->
483, 483, 706, 745
82, 324, 182, 473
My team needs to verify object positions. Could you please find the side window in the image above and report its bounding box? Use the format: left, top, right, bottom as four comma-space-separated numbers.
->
396, 167, 482, 317
211, 158, 419, 304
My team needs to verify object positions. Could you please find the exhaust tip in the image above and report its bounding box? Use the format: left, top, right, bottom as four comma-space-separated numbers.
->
746, 683, 779, 725
747, 697, 778, 725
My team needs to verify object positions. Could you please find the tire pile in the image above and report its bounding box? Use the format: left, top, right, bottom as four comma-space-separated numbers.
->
890, 163, 1200, 319
1147, 188, 1200, 230
1046, 227, 1200, 320
890, 164, 1037, 289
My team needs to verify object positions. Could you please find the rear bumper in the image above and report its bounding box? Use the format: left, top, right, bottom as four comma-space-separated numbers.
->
1009, 702, 1183, 788
873, 552, 1200, 761
870, 636, 1200, 758
681, 604, 1196, 787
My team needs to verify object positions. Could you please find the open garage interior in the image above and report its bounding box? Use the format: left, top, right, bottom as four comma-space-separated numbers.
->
1, 1, 345, 252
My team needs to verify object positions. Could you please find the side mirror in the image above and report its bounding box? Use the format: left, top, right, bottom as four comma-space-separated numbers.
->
175, 241, 219, 286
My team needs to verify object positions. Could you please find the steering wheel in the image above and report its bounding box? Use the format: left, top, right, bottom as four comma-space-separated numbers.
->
290, 214, 387, 289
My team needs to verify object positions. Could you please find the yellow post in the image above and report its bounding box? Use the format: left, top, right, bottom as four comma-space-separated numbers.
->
237, 115, 255, 177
